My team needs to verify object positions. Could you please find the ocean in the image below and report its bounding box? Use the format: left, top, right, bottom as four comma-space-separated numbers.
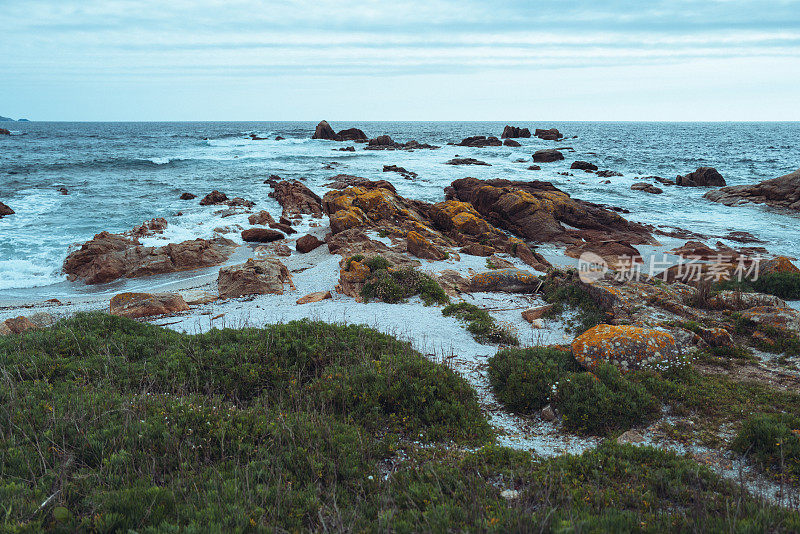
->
1, 121, 798, 299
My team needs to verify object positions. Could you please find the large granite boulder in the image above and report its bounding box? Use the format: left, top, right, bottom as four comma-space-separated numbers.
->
241, 228, 284, 243
501, 125, 531, 139
532, 149, 564, 163
217, 258, 293, 298
312, 120, 339, 140
63, 232, 236, 285
534, 128, 563, 141
0, 202, 13, 217
704, 168, 800, 212
267, 179, 323, 218
571, 324, 683, 373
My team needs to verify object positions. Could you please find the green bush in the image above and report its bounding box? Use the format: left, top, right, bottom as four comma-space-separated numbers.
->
718, 271, 800, 300
442, 302, 519, 345
732, 413, 800, 485
360, 263, 449, 306
733, 314, 800, 355
487, 347, 580, 412
540, 270, 609, 334
555, 364, 660, 434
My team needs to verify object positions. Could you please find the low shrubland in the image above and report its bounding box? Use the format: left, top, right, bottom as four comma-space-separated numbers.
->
733, 413, 800, 486
539, 270, 609, 334
442, 302, 519, 345
357, 256, 449, 306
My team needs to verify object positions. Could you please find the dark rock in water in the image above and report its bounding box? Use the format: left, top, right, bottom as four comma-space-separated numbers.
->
383, 164, 418, 179
200, 190, 228, 205
270, 222, 296, 235
337, 146, 355, 152
596, 170, 623, 178
528, 165, 541, 171
571, 161, 598, 171
535, 128, 563, 141
446, 158, 490, 166
0, 202, 14, 217
724, 231, 766, 244
631, 182, 663, 194
503, 139, 521, 147
0, 128, 10, 136
268, 180, 323, 218
532, 149, 564, 163
652, 176, 675, 186
249, 133, 269, 140
227, 197, 255, 208
501, 125, 531, 138
275, 136, 285, 140
241, 228, 284, 243
296, 234, 324, 253
455, 135, 502, 147
337, 127, 367, 141
180, 192, 196, 200
312, 120, 339, 140
57, 186, 69, 195
705, 168, 800, 212
366, 134, 399, 149
676, 167, 725, 187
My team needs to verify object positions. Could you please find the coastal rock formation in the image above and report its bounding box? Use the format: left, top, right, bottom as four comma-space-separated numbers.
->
532, 149, 564, 163
63, 231, 237, 284
322, 179, 550, 271
571, 161, 598, 171
596, 170, 623, 178
503, 139, 521, 147
501, 125, 531, 138
704, 168, 800, 212
267, 179, 323, 218
447, 177, 655, 245
241, 228, 285, 243
0, 128, 10, 136
455, 136, 502, 148
564, 240, 642, 269
535, 128, 563, 141
248, 210, 275, 226
446, 158, 490, 166
200, 190, 228, 205
180, 192, 196, 200
217, 258, 293, 298
676, 167, 726, 187
337, 127, 368, 141
0, 316, 37, 335
631, 182, 663, 194
109, 292, 189, 319
131, 217, 168, 238
0, 202, 13, 217
571, 324, 682, 373
296, 234, 324, 253
469, 268, 540, 292
312, 120, 338, 140
406, 230, 448, 260
761, 256, 800, 276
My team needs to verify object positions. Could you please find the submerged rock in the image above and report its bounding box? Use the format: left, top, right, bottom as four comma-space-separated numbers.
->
0, 201, 14, 217
532, 149, 564, 163
571, 161, 598, 171
631, 182, 663, 194
200, 190, 228, 206
446, 157, 490, 166
455, 135, 502, 147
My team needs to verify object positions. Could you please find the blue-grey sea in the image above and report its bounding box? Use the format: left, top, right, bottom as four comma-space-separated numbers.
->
1, 121, 798, 296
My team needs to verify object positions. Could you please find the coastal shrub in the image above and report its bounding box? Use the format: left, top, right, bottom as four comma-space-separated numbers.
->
554, 364, 659, 434
732, 413, 800, 485
442, 302, 519, 345
718, 272, 800, 300
540, 270, 608, 334
360, 262, 449, 305
733, 314, 800, 355
487, 347, 580, 412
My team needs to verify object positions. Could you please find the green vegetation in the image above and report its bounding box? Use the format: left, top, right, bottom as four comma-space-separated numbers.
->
733, 413, 800, 485
358, 256, 449, 306
556, 364, 660, 434
717, 272, 800, 300
1, 314, 799, 531
442, 302, 519, 345
0, 314, 489, 531
540, 269, 609, 334
733, 314, 800, 355
487, 347, 580, 412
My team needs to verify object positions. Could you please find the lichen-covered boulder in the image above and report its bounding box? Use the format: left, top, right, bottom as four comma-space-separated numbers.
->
469, 268, 540, 293
741, 306, 800, 334
406, 230, 448, 260
571, 324, 683, 373
110, 292, 189, 319
760, 256, 800, 276
0, 316, 38, 335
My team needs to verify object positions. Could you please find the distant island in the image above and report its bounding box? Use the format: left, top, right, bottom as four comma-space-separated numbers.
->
0, 115, 29, 121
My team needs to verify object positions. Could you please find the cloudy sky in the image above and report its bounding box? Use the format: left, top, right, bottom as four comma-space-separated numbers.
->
2, 0, 800, 120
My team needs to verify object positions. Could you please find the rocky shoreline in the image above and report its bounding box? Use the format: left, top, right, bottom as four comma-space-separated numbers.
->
3, 122, 800, 512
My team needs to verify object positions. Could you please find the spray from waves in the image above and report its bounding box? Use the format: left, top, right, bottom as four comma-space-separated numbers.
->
0, 259, 65, 290
5, 157, 194, 174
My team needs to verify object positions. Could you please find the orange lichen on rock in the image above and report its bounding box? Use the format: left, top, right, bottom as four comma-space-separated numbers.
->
406, 230, 448, 260
571, 324, 682, 373
760, 256, 800, 276
469, 268, 540, 293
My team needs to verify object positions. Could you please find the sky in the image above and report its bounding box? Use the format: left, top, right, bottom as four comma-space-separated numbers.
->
2, 0, 800, 121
